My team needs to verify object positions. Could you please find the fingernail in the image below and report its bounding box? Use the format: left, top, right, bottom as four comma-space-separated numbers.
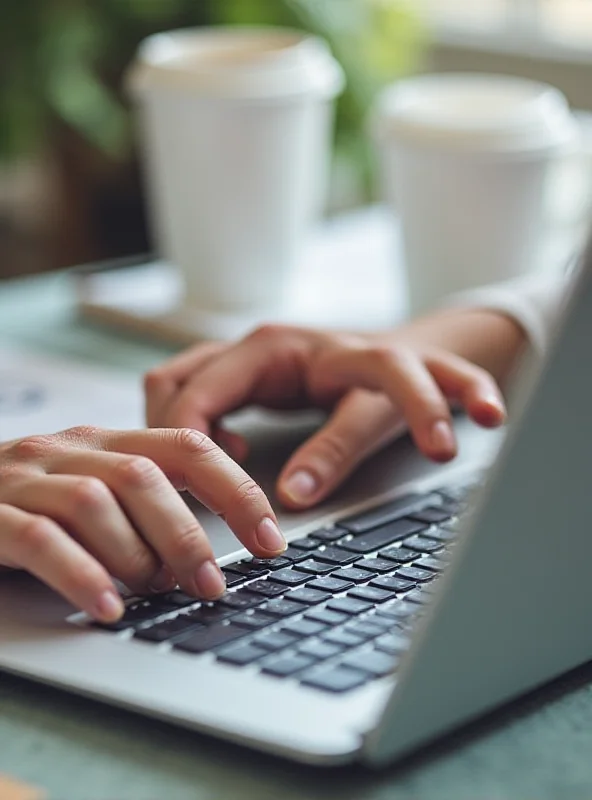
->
282, 470, 318, 504
95, 590, 124, 622
431, 420, 456, 453
149, 566, 176, 593
195, 560, 226, 599
255, 517, 287, 554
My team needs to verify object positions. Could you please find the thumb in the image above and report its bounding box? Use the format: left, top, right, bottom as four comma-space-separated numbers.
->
277, 390, 406, 509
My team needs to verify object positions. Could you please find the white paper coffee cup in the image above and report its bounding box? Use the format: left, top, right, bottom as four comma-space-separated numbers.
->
127, 27, 344, 329
371, 73, 578, 316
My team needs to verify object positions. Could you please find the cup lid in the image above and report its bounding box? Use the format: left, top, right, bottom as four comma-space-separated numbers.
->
371, 73, 578, 156
127, 27, 345, 101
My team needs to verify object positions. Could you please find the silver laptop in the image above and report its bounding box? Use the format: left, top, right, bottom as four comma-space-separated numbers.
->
0, 241, 589, 768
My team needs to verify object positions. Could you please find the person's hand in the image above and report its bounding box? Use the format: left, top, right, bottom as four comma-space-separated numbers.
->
0, 426, 285, 622
145, 310, 525, 510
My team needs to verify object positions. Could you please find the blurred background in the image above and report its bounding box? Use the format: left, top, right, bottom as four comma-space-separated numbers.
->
1, 0, 592, 280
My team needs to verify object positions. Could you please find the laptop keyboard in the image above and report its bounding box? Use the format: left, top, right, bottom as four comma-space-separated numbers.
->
88, 481, 477, 694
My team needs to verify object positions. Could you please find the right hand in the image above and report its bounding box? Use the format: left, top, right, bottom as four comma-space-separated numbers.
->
0, 426, 285, 622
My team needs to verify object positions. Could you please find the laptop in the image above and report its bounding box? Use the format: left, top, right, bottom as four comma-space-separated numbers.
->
0, 239, 588, 768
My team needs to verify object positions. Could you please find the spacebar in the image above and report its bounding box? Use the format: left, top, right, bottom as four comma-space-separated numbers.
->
341, 519, 427, 554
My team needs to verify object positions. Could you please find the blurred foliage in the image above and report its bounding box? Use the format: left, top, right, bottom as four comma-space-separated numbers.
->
0, 0, 424, 196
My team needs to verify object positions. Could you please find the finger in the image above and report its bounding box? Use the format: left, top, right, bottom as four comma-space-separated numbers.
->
277, 390, 407, 509
313, 346, 457, 461
145, 342, 227, 427
425, 352, 506, 428
0, 503, 123, 622
3, 474, 172, 595
214, 425, 250, 463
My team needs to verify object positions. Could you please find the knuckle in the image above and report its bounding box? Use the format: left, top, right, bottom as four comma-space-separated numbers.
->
247, 323, 288, 344
143, 367, 167, 392
121, 546, 160, 586
113, 455, 162, 491
312, 433, 351, 471
173, 427, 218, 459
68, 477, 111, 513
368, 344, 408, 371
63, 425, 102, 443
17, 515, 57, 559
232, 476, 265, 509
169, 520, 211, 563
9, 434, 59, 461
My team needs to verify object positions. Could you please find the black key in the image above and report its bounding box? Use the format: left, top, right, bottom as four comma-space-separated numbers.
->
187, 604, 236, 624
438, 499, 462, 515
246, 557, 291, 571
374, 632, 409, 656
369, 575, 415, 593
297, 559, 335, 576
348, 586, 396, 604
217, 643, 267, 665
254, 631, 299, 652
339, 650, 397, 677
314, 547, 358, 566
415, 556, 444, 572
153, 590, 200, 609
327, 597, 373, 616
281, 618, 327, 638
242, 580, 285, 598
307, 576, 354, 593
135, 616, 204, 643
231, 611, 276, 630
221, 570, 247, 589
120, 600, 165, 624
374, 601, 418, 620
297, 639, 344, 660
342, 620, 385, 640
259, 598, 303, 618
289, 537, 321, 551
268, 568, 312, 587
311, 527, 348, 543
288, 587, 331, 605
409, 506, 451, 524
406, 589, 429, 605
92, 619, 134, 632
355, 558, 396, 574
229, 562, 269, 578
322, 629, 365, 648
282, 547, 310, 563
377, 546, 417, 564
300, 666, 367, 693
341, 519, 427, 554
305, 608, 349, 626
339, 492, 440, 534
331, 567, 373, 584
219, 590, 266, 610
261, 655, 315, 677
403, 534, 442, 554
395, 566, 435, 583
427, 527, 457, 543
174, 623, 250, 653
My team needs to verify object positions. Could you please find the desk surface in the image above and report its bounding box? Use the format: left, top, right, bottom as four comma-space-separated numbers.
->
3, 270, 592, 799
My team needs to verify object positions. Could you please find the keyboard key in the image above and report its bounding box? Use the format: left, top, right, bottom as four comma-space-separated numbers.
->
368, 575, 415, 593
426, 527, 457, 543
268, 568, 312, 587
406, 589, 429, 605
331, 567, 373, 584
229, 563, 269, 578
253, 631, 299, 652
415, 556, 443, 572
282, 547, 310, 563
307, 576, 354, 593
287, 587, 331, 605
374, 632, 409, 656
297, 559, 335, 576
289, 537, 320, 551
322, 629, 365, 648
281, 618, 327, 638
120, 600, 166, 624
187, 604, 237, 625
297, 639, 344, 660
339, 650, 397, 677
377, 546, 417, 564
135, 616, 204, 642
152, 591, 200, 609
311, 527, 348, 543
348, 586, 396, 604
174, 623, 250, 653
409, 507, 451, 524
341, 519, 427, 554
304, 608, 349, 626
261, 655, 315, 677
373, 601, 418, 621
231, 611, 276, 630
355, 558, 396, 574
402, 535, 442, 554
242, 580, 285, 598
246, 557, 291, 571
221, 570, 247, 588
327, 597, 373, 616
217, 643, 267, 665
300, 666, 368, 693
395, 566, 435, 583
314, 547, 358, 566
339, 493, 440, 534
342, 620, 385, 640
260, 599, 303, 618
218, 590, 266, 610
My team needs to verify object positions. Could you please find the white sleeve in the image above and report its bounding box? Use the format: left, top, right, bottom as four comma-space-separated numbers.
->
442, 271, 569, 355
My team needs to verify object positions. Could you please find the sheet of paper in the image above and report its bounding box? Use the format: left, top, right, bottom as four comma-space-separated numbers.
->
0, 347, 143, 442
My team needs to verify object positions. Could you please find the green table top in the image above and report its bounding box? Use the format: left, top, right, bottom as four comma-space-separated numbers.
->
3, 270, 592, 799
